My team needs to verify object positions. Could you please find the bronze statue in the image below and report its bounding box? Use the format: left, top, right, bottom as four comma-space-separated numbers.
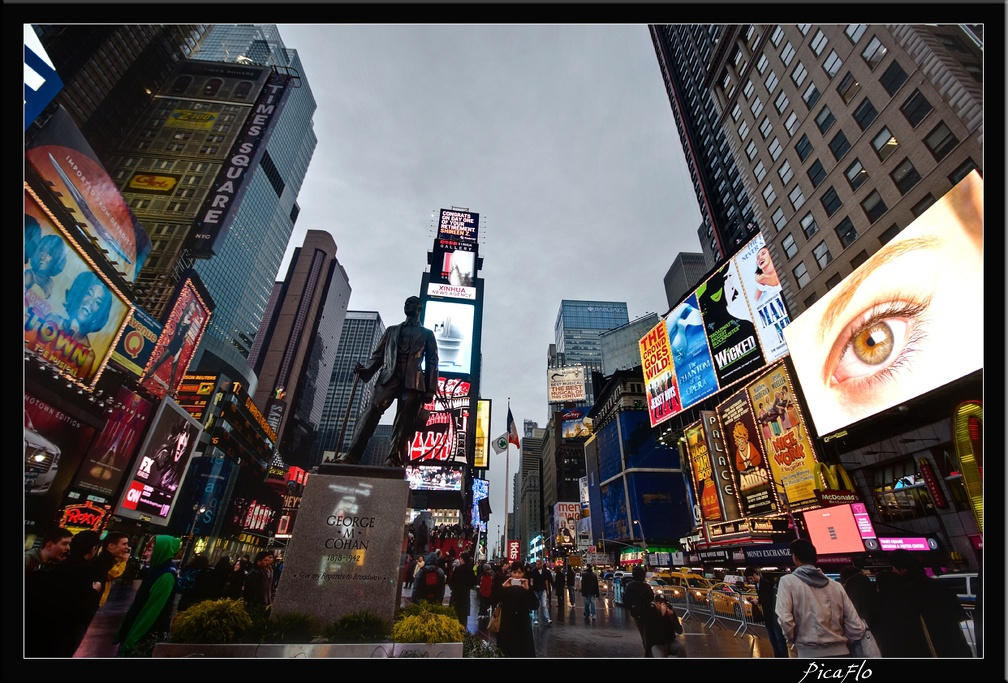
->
336, 296, 439, 467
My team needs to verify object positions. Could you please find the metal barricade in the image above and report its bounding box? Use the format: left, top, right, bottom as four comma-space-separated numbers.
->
682, 585, 712, 625
704, 588, 749, 637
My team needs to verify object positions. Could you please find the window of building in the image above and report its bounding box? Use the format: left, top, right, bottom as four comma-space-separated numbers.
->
807, 159, 827, 187
793, 261, 811, 288
872, 127, 899, 161
782, 232, 799, 258
901, 89, 934, 127
775, 90, 790, 113
760, 116, 773, 139
879, 223, 901, 245
912, 193, 936, 217
804, 292, 819, 308
746, 140, 759, 161
823, 50, 843, 78
771, 26, 784, 46
754, 160, 767, 182
777, 159, 794, 184
738, 120, 750, 140
769, 137, 783, 160
816, 106, 836, 133
845, 158, 869, 190
949, 158, 978, 184
781, 42, 796, 66
757, 53, 769, 74
826, 273, 843, 289
765, 70, 779, 93
792, 61, 808, 87
837, 71, 861, 104
789, 185, 806, 210
803, 81, 821, 109
861, 35, 888, 69
845, 24, 867, 44
850, 249, 869, 269
879, 60, 909, 96
762, 183, 777, 207
835, 216, 859, 248
853, 97, 879, 130
732, 102, 742, 121
813, 240, 832, 269
810, 29, 828, 56
795, 134, 814, 161
800, 211, 820, 239
784, 111, 799, 136
798, 23, 812, 36
744, 79, 755, 99
861, 190, 888, 222
821, 186, 843, 216
964, 63, 981, 83
721, 70, 736, 99
924, 122, 959, 160
890, 158, 922, 195
872, 459, 937, 523
829, 130, 851, 160
939, 33, 970, 52
772, 206, 787, 230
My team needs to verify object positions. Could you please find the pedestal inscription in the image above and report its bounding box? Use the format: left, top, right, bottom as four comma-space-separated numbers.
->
271, 465, 408, 628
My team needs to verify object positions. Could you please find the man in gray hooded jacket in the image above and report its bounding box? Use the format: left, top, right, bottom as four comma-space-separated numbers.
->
775, 538, 866, 658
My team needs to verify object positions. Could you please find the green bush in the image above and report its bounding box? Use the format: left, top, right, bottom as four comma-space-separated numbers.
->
462, 630, 503, 658
257, 611, 321, 644
169, 599, 252, 644
396, 601, 457, 621
324, 610, 391, 643
390, 612, 466, 644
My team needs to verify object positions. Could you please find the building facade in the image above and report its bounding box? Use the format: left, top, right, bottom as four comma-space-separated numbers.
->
600, 312, 660, 376
662, 250, 712, 311
551, 300, 630, 410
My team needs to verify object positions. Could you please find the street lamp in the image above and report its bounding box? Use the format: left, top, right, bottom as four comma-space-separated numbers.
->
633, 520, 648, 569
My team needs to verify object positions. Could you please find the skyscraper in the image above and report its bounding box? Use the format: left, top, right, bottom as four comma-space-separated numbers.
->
551, 299, 630, 409
651, 23, 983, 318
662, 251, 712, 311
312, 310, 387, 470
186, 24, 318, 388
249, 229, 350, 468
600, 312, 660, 376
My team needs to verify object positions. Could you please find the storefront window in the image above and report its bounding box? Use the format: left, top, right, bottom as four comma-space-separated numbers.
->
871, 459, 935, 522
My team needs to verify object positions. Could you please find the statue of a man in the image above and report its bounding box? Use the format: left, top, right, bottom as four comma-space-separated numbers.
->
337, 296, 439, 467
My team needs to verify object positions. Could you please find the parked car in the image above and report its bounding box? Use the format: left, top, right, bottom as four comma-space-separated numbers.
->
25, 412, 60, 495
664, 571, 713, 603
933, 572, 979, 608
709, 581, 761, 619
646, 578, 671, 600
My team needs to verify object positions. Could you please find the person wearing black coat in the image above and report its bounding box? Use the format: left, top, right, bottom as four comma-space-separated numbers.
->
580, 565, 600, 620
745, 566, 788, 658
176, 554, 213, 613
495, 561, 539, 657
890, 550, 972, 657
553, 565, 567, 609
447, 552, 476, 625
622, 566, 655, 656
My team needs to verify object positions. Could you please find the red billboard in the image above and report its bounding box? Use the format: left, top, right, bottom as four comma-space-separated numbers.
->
24, 190, 132, 388
140, 276, 211, 400
783, 171, 984, 437
639, 318, 681, 427
408, 376, 471, 466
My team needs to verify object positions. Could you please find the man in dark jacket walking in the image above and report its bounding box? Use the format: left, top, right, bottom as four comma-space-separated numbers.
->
745, 566, 788, 657
581, 565, 600, 621
622, 565, 655, 656
242, 551, 275, 611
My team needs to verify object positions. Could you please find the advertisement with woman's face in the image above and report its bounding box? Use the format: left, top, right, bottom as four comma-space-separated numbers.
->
696, 261, 767, 389
732, 233, 790, 363
782, 171, 984, 437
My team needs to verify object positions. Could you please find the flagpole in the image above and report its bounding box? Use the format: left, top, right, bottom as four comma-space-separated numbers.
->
502, 397, 511, 563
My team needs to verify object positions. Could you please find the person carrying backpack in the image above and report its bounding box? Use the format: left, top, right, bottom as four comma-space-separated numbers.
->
622, 566, 655, 656
478, 565, 495, 617
412, 552, 446, 605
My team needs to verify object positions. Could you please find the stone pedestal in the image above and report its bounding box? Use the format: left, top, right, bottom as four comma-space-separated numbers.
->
271, 464, 408, 629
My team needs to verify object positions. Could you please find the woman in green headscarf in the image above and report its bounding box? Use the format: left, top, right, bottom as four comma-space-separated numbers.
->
113, 535, 181, 656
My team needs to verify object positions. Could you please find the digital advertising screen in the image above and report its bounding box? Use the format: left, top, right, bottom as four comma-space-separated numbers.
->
407, 376, 471, 465
561, 407, 593, 439
783, 171, 983, 437
115, 396, 203, 526
472, 477, 489, 532
24, 190, 132, 388
427, 209, 479, 300
803, 504, 866, 555
473, 399, 491, 469
140, 277, 211, 400
422, 299, 475, 376
406, 464, 464, 491
25, 106, 151, 280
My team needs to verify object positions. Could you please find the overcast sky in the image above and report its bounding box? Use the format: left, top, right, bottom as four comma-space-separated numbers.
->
275, 24, 703, 539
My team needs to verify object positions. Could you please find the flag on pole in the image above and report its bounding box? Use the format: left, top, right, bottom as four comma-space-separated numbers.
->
507, 407, 520, 449
491, 433, 509, 454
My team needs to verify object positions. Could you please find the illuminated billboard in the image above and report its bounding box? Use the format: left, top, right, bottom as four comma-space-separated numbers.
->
639, 318, 681, 426
697, 258, 767, 388
554, 502, 580, 547
140, 276, 211, 400
109, 307, 163, 379
427, 209, 479, 300
561, 407, 593, 439
25, 106, 151, 281
716, 389, 780, 517
473, 399, 491, 469
548, 365, 586, 403
422, 300, 475, 375
405, 464, 464, 491
115, 396, 203, 526
471, 477, 489, 532
408, 376, 471, 466
732, 232, 789, 362
667, 292, 719, 411
24, 190, 132, 388
783, 171, 984, 437
803, 504, 866, 555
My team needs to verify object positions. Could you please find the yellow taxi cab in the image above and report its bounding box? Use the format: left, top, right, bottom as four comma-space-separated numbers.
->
663, 570, 713, 603
709, 580, 761, 619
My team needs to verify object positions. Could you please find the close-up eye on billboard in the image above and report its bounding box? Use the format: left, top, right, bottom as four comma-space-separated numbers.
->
782, 171, 984, 438
422, 300, 475, 375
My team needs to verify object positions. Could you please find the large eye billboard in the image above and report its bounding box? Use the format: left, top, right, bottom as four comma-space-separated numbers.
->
783, 171, 983, 438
